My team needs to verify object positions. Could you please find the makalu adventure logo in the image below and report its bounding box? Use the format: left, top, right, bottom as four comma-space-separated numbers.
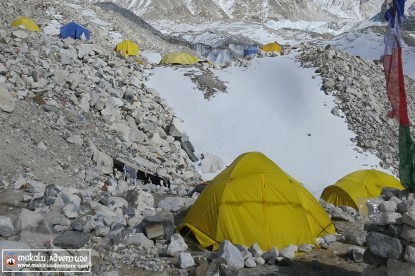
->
5, 253, 16, 267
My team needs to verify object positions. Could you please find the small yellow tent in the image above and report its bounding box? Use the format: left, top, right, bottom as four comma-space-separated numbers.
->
178, 152, 335, 251
261, 42, 282, 53
114, 40, 139, 57
321, 170, 404, 210
11, 17, 41, 32
160, 51, 198, 65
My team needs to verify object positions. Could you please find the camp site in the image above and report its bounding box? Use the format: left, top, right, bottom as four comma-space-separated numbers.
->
2, 0, 415, 275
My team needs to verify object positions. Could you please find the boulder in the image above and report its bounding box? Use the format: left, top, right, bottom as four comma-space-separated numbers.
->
366, 231, 403, 259
261, 247, 279, 262
178, 252, 195, 269
279, 245, 298, 259
218, 240, 244, 269
14, 209, 57, 247
0, 216, 14, 238
127, 233, 154, 249
0, 84, 15, 113
166, 234, 188, 256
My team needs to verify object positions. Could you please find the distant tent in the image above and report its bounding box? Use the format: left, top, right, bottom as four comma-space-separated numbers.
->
243, 46, 258, 57
160, 51, 199, 65
60, 22, 90, 40
261, 42, 282, 53
321, 170, 405, 210
178, 152, 335, 251
11, 17, 41, 32
114, 39, 139, 57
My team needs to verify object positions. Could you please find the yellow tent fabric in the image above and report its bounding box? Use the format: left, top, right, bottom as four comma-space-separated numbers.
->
114, 40, 139, 57
321, 170, 404, 210
261, 42, 282, 53
178, 152, 335, 251
11, 17, 41, 32
160, 51, 198, 65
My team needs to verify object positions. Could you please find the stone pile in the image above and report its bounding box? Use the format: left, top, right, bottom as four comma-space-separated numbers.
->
298, 43, 415, 174
362, 187, 415, 276
0, 0, 202, 187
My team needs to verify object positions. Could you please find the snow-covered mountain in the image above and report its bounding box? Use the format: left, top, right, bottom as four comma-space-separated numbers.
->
91, 0, 384, 22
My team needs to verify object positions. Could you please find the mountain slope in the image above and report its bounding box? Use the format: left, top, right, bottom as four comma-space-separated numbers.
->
91, 0, 384, 22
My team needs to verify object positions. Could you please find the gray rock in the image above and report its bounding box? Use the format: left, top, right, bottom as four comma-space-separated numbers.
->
339, 205, 357, 217
379, 201, 398, 212
77, 44, 93, 59
142, 213, 174, 240
200, 153, 224, 174
323, 234, 337, 243
218, 240, 244, 269
401, 224, 415, 242
366, 231, 403, 259
363, 248, 387, 265
26, 179, 46, 194
92, 147, 113, 174
0, 84, 15, 113
298, 244, 313, 253
0, 216, 14, 238
11, 30, 28, 39
327, 206, 354, 221
108, 225, 129, 246
70, 218, 85, 232
44, 184, 60, 206
345, 228, 367, 246
403, 212, 415, 228
253, 257, 265, 265
127, 233, 154, 249
249, 242, 263, 257
404, 243, 415, 263
60, 48, 77, 65
95, 223, 110, 237
53, 231, 90, 249
166, 234, 188, 256
62, 203, 79, 219
261, 247, 279, 262
67, 134, 83, 145
279, 245, 298, 259
157, 197, 195, 212
14, 209, 57, 247
178, 252, 195, 269
244, 257, 256, 268
387, 258, 415, 276
169, 116, 185, 138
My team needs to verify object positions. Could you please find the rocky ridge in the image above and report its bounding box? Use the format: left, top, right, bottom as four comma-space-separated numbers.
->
298, 43, 415, 174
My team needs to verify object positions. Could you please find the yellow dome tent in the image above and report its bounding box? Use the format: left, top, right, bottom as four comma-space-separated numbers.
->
178, 152, 335, 251
321, 170, 404, 210
11, 17, 41, 32
160, 51, 198, 65
114, 39, 139, 57
261, 42, 282, 53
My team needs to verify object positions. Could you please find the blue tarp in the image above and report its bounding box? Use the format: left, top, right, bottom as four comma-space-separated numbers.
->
60, 22, 90, 40
244, 46, 258, 57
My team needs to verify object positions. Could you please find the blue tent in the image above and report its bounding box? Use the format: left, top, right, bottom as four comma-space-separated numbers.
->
60, 22, 90, 40
243, 46, 258, 57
